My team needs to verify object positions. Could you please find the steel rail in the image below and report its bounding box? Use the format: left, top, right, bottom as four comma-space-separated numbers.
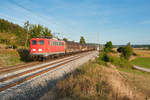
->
0, 52, 89, 92
0, 54, 81, 82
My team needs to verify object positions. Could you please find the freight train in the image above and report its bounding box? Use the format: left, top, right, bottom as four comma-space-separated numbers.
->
30, 37, 96, 60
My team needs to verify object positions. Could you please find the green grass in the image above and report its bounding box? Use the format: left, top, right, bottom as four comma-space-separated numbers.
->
131, 57, 150, 69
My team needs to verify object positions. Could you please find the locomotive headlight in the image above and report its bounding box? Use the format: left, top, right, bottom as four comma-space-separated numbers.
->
38, 49, 43, 51
32, 49, 36, 51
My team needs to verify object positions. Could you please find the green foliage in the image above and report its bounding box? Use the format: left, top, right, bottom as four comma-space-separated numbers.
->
0, 33, 16, 45
109, 56, 132, 68
24, 21, 30, 48
117, 47, 124, 53
17, 49, 32, 62
96, 51, 107, 65
80, 36, 86, 44
0, 19, 26, 46
121, 43, 133, 60
102, 53, 110, 62
24, 21, 30, 32
104, 41, 113, 52
29, 24, 52, 38
97, 50, 132, 68
42, 27, 52, 37
63, 37, 68, 41
0, 18, 53, 47
117, 43, 133, 60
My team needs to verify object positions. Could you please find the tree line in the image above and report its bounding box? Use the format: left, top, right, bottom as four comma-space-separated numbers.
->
0, 18, 87, 48
0, 19, 52, 48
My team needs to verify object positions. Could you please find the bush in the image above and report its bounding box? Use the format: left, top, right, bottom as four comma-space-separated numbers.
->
132, 52, 137, 56
121, 43, 133, 60
97, 51, 132, 68
17, 49, 32, 62
109, 56, 132, 68
96, 52, 108, 65
117, 47, 123, 53
104, 41, 113, 53
102, 53, 110, 62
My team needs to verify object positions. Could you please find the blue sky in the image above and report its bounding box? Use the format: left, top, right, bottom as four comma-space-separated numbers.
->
0, 0, 150, 45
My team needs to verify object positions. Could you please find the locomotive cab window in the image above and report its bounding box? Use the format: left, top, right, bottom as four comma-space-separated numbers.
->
32, 40, 37, 45
56, 42, 59, 46
39, 40, 44, 45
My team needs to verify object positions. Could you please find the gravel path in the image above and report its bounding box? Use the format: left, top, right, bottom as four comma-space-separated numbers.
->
133, 65, 150, 73
0, 51, 98, 100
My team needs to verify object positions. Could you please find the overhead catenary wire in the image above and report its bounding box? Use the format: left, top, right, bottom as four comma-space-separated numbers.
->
1, 0, 67, 38
0, 13, 25, 24
5, 0, 58, 27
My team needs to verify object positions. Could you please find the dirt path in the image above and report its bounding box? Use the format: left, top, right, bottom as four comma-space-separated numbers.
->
133, 65, 150, 73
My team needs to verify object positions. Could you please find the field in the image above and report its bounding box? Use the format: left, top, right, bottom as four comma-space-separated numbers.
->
131, 57, 150, 69
130, 48, 150, 69
113, 48, 150, 58
133, 48, 150, 57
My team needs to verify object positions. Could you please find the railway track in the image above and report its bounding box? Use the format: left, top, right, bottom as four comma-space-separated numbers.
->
0, 51, 92, 92
0, 54, 69, 74
0, 62, 40, 74
0, 52, 83, 75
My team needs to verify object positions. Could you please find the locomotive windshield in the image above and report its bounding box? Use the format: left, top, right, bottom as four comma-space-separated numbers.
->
32, 40, 37, 45
39, 40, 44, 45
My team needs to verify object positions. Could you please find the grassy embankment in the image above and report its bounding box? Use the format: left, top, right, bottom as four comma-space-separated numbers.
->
51, 49, 150, 100
0, 44, 31, 67
49, 51, 146, 100
55, 61, 136, 100
0, 45, 23, 67
0, 32, 23, 67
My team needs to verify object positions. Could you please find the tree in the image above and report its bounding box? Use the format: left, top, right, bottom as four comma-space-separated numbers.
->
117, 47, 124, 53
121, 43, 133, 60
29, 24, 53, 38
42, 27, 52, 37
104, 41, 113, 52
80, 36, 86, 44
24, 21, 30, 48
63, 38, 68, 41
0, 18, 53, 47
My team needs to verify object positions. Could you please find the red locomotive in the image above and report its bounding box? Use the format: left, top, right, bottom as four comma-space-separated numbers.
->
30, 37, 96, 60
